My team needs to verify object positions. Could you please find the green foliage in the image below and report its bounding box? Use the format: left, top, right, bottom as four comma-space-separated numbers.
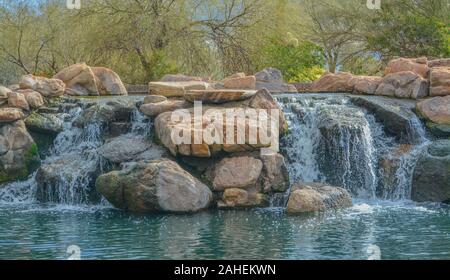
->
147, 50, 179, 81
257, 39, 325, 82
341, 55, 383, 76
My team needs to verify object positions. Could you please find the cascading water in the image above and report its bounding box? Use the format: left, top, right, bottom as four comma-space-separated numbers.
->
277, 94, 430, 201
0, 98, 151, 206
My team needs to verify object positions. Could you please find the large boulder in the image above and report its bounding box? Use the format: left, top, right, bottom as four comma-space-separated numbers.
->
375, 71, 428, 99
286, 182, 352, 214
0, 120, 39, 183
0, 108, 24, 123
7, 91, 30, 111
54, 63, 127, 96
24, 111, 63, 135
54, 63, 98, 96
348, 76, 382, 95
311, 72, 354, 92
91, 67, 128, 96
148, 81, 208, 97
184, 89, 256, 104
416, 95, 450, 137
96, 159, 213, 213
139, 100, 190, 118
385, 57, 429, 78
411, 140, 450, 203
223, 76, 256, 90
217, 188, 267, 209
19, 74, 65, 97
429, 67, 450, 97
98, 134, 166, 164
143, 95, 167, 104
254, 68, 297, 93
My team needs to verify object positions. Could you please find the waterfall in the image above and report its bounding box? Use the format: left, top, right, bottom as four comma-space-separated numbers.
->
277, 94, 429, 200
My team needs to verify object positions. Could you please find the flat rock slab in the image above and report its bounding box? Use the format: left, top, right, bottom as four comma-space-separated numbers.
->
184, 89, 257, 104
148, 81, 208, 97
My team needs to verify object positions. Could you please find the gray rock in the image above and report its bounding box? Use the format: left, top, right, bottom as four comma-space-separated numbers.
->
96, 159, 213, 213
99, 134, 166, 164
73, 99, 136, 127
25, 112, 63, 135
286, 182, 352, 213
411, 140, 450, 203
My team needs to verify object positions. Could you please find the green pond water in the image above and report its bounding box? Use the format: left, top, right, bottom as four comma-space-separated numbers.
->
1, 200, 449, 260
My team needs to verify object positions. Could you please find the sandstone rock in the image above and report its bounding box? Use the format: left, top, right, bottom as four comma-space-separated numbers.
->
286, 182, 352, 213
143, 95, 167, 104
149, 81, 208, 97
139, 100, 190, 118
429, 67, 450, 96
91, 67, 128, 96
212, 156, 263, 191
98, 135, 166, 164
375, 71, 428, 99
0, 120, 39, 183
154, 107, 274, 157
348, 76, 382, 95
96, 159, 213, 213
412, 140, 450, 203
428, 59, 450, 68
385, 57, 429, 78
54, 63, 99, 96
16, 89, 44, 109
24, 111, 63, 135
416, 95, 450, 125
226, 73, 246, 79
8, 91, 29, 111
0, 85, 11, 101
161, 74, 211, 83
223, 76, 256, 90
248, 88, 288, 134
311, 72, 354, 92
19, 74, 65, 97
184, 89, 256, 104
217, 188, 267, 208
0, 108, 24, 123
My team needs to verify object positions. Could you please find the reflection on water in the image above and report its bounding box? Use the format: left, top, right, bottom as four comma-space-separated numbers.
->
1, 201, 449, 260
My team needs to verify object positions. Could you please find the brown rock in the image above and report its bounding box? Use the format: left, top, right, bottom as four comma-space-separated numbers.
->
261, 153, 290, 192
184, 89, 256, 104
91, 67, 128, 96
16, 89, 44, 109
223, 76, 256, 90
375, 71, 428, 99
0, 108, 24, 122
212, 156, 263, 191
429, 67, 450, 96
254, 68, 297, 93
416, 95, 450, 125
428, 59, 450, 68
385, 57, 429, 78
143, 95, 167, 104
8, 91, 29, 111
139, 100, 190, 118
348, 76, 382, 95
19, 75, 65, 97
218, 188, 266, 208
311, 72, 354, 92
149, 81, 208, 97
54, 63, 99, 96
